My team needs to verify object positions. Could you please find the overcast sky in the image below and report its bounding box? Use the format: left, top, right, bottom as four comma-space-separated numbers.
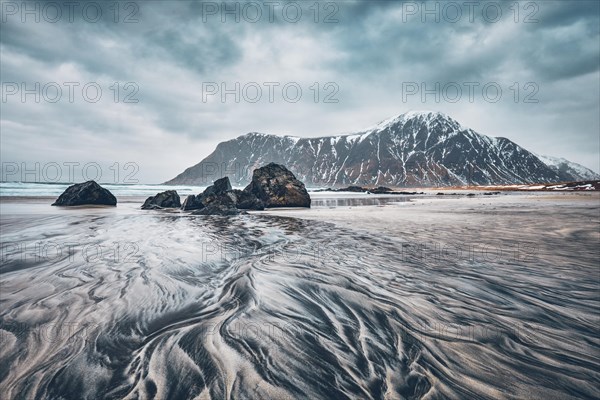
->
1, 0, 599, 183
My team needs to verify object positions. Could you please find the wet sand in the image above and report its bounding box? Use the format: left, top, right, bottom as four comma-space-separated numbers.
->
1, 192, 598, 399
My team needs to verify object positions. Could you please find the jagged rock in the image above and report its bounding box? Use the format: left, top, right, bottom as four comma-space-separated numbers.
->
181, 194, 204, 210
187, 178, 241, 215
244, 163, 311, 208
230, 189, 264, 210
203, 191, 235, 207
141, 190, 181, 209
202, 177, 232, 197
52, 180, 117, 206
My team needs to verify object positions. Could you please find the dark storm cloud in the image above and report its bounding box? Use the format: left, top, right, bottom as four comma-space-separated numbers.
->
1, 0, 598, 182
149, 27, 242, 74
533, 0, 599, 28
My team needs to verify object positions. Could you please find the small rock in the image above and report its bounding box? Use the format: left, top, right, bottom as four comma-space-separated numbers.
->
142, 190, 181, 209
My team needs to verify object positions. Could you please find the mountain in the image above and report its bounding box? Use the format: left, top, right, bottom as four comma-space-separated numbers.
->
533, 154, 599, 182
166, 111, 598, 187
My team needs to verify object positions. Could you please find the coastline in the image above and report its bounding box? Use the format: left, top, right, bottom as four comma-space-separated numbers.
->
1, 190, 598, 399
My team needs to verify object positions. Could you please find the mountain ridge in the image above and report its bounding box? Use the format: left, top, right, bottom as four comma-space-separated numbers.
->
166, 111, 598, 187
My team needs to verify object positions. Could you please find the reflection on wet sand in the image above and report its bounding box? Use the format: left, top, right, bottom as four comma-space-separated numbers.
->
0, 193, 598, 399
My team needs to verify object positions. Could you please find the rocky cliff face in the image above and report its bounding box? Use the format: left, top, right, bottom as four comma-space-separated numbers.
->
166, 111, 598, 187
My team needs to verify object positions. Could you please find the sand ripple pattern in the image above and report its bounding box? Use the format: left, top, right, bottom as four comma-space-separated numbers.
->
1, 205, 598, 399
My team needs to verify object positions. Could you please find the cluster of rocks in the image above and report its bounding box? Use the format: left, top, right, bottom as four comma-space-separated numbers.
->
436, 191, 501, 196
141, 163, 311, 215
51, 164, 310, 214
315, 186, 424, 195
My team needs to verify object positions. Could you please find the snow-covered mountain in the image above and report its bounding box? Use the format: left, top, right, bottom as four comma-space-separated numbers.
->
166, 111, 598, 187
533, 154, 599, 182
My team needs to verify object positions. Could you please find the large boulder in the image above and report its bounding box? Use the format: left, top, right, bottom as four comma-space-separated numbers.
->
141, 190, 181, 209
181, 194, 204, 211
52, 181, 116, 206
244, 163, 311, 208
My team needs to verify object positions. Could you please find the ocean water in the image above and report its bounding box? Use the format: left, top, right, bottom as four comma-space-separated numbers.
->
0, 182, 208, 198
0, 193, 598, 399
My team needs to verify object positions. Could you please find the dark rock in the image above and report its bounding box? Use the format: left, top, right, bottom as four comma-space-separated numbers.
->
142, 190, 181, 209
436, 192, 445, 196
244, 163, 311, 208
340, 186, 366, 192
192, 191, 240, 215
230, 189, 265, 210
215, 176, 233, 192
314, 186, 424, 195
202, 191, 235, 207
202, 177, 232, 197
52, 180, 116, 206
181, 194, 204, 210
192, 188, 240, 215
370, 186, 393, 194
181, 177, 257, 214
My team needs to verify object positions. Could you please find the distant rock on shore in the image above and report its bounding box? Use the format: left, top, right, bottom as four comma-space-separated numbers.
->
314, 186, 424, 195
52, 180, 117, 206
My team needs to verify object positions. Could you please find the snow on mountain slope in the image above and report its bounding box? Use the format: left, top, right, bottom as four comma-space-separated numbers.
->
166, 111, 592, 187
533, 154, 599, 182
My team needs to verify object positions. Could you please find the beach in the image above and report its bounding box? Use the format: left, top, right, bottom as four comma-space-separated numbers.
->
1, 191, 599, 399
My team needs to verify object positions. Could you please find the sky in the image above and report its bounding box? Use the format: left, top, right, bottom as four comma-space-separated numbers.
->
1, 0, 599, 183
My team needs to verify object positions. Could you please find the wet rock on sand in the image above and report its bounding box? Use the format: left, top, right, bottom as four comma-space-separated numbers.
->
52, 180, 117, 206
